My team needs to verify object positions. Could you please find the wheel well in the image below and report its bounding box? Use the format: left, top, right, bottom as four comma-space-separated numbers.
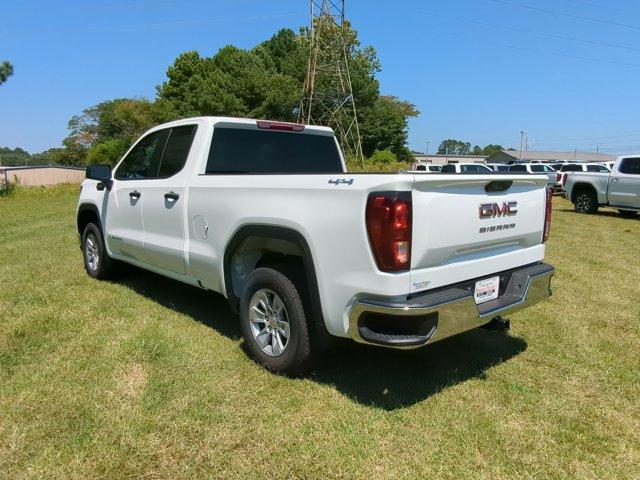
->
571, 183, 597, 203
77, 205, 101, 235
223, 226, 323, 325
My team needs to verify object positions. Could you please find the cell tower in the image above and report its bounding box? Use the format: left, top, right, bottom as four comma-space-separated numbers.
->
299, 0, 364, 164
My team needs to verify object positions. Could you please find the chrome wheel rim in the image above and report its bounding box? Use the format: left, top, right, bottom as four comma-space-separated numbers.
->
85, 233, 99, 272
576, 193, 592, 212
248, 288, 290, 357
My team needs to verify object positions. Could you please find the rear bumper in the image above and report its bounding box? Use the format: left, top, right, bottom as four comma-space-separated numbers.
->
347, 262, 554, 349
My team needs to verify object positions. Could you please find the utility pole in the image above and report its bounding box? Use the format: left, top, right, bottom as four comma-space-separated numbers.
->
299, 0, 364, 165
425, 140, 431, 158
519, 130, 526, 162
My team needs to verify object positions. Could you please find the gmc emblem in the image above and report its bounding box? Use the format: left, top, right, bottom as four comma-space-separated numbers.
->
479, 201, 518, 219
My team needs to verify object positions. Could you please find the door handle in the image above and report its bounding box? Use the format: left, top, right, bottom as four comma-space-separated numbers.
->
611, 178, 620, 182
129, 190, 141, 199
164, 191, 180, 201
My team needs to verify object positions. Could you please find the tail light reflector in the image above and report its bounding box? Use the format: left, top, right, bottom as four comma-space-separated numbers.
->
366, 192, 412, 272
543, 186, 553, 243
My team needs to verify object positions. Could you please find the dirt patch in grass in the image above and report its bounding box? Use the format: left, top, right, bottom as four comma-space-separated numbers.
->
116, 363, 148, 398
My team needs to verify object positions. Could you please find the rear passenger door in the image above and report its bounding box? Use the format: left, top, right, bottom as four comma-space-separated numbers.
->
608, 157, 640, 208
139, 124, 198, 275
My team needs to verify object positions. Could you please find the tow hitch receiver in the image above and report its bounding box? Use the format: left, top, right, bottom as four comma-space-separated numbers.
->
482, 316, 511, 331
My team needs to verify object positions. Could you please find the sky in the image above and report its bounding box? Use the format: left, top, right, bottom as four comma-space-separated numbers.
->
2, 0, 640, 156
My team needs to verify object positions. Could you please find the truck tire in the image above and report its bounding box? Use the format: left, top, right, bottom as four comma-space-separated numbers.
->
574, 189, 598, 214
240, 267, 314, 376
81, 222, 117, 279
618, 210, 638, 218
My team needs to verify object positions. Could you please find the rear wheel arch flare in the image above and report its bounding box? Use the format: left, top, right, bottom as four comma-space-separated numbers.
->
223, 225, 323, 325
571, 183, 597, 203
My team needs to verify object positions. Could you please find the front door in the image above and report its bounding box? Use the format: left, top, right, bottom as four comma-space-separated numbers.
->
608, 157, 640, 208
104, 181, 145, 261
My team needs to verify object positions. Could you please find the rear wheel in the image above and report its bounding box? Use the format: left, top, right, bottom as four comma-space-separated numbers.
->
618, 209, 638, 218
574, 190, 598, 214
240, 267, 314, 376
82, 222, 117, 279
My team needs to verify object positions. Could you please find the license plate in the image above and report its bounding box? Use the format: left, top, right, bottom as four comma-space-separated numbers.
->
474, 276, 500, 304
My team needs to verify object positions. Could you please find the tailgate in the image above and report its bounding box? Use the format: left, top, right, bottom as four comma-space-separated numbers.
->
409, 174, 548, 293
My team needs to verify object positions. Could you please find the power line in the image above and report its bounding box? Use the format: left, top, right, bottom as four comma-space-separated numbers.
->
413, 10, 640, 53
487, 0, 640, 31
534, 133, 640, 142
454, 34, 640, 69
560, 0, 640, 16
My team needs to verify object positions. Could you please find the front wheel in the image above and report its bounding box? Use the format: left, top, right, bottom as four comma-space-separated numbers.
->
240, 267, 314, 376
574, 190, 598, 214
618, 209, 638, 218
82, 222, 117, 279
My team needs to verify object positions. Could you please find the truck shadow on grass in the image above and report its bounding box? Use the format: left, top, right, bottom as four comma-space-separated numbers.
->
118, 268, 528, 411
312, 331, 527, 410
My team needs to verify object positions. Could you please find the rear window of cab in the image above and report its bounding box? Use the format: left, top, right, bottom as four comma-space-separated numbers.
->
205, 127, 343, 174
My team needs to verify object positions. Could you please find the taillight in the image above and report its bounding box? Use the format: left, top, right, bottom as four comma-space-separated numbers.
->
561, 173, 568, 186
366, 192, 412, 272
556, 173, 561, 182
543, 186, 552, 243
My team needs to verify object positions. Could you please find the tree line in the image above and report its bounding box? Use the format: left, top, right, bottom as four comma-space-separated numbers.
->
436, 139, 504, 156
23, 26, 419, 169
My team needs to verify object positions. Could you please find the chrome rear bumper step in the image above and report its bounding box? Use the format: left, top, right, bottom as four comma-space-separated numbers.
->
348, 263, 554, 349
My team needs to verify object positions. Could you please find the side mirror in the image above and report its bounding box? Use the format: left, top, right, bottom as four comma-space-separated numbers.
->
86, 165, 112, 189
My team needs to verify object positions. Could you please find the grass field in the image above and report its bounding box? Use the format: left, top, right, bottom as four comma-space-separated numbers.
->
1, 184, 639, 479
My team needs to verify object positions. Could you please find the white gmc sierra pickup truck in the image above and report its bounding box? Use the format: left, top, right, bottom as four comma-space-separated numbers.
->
77, 117, 555, 374
564, 155, 640, 217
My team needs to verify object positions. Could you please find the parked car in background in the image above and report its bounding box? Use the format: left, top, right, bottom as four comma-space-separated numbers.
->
559, 162, 610, 173
75, 116, 555, 374
415, 164, 442, 173
564, 155, 640, 216
545, 163, 564, 171
558, 162, 610, 190
441, 163, 493, 173
508, 163, 561, 191
487, 164, 510, 172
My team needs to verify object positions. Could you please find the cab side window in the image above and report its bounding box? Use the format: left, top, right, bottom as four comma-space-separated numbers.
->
619, 158, 640, 175
509, 165, 527, 172
461, 165, 485, 172
158, 125, 198, 178
115, 130, 168, 180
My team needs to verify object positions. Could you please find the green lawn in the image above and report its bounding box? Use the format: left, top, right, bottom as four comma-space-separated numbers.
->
1, 184, 639, 479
